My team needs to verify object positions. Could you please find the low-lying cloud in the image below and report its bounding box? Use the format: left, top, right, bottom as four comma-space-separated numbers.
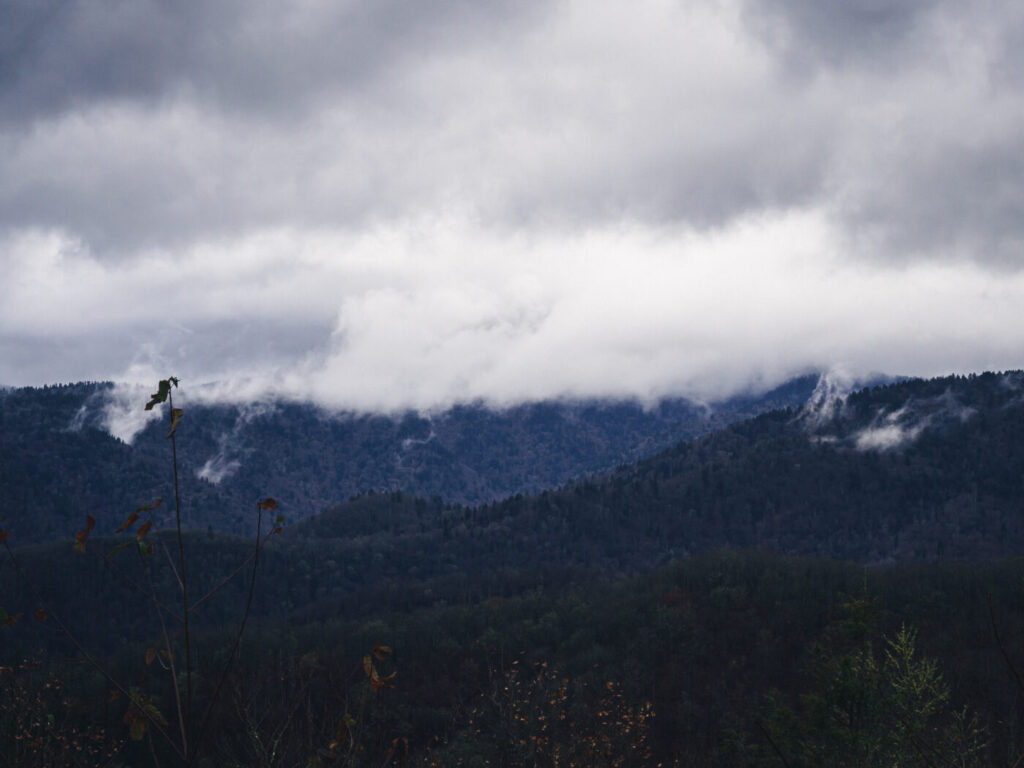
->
853, 408, 930, 452
13, 209, 1020, 425
195, 403, 276, 484
806, 382, 980, 452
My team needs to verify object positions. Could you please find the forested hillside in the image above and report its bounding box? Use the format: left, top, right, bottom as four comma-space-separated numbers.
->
8, 371, 1024, 648
282, 370, 1024, 601
0, 375, 818, 543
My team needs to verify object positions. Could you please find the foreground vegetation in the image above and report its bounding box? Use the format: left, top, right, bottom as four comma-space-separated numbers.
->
4, 550, 1024, 766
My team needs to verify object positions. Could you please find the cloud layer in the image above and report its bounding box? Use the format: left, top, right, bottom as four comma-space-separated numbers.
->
2, 0, 1024, 408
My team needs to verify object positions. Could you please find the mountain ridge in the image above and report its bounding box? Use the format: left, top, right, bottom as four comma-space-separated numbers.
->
0, 374, 822, 544
7, 370, 1023, 661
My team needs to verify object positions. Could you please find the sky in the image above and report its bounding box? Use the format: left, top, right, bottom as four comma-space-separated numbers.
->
3, 0, 1024, 412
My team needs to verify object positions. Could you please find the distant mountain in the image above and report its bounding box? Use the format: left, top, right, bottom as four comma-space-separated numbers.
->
10, 370, 1024, 652
0, 375, 820, 544
276, 370, 1024, 616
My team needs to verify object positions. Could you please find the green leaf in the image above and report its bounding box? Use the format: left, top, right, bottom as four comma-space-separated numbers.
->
144, 378, 178, 411
144, 381, 170, 411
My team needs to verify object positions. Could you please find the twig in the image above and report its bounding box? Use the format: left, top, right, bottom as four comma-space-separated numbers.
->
189, 530, 277, 614
190, 502, 263, 763
142, 543, 188, 756
103, 544, 183, 624
146, 722, 162, 768
756, 719, 795, 768
161, 539, 184, 594
167, 388, 194, 763
989, 594, 1024, 696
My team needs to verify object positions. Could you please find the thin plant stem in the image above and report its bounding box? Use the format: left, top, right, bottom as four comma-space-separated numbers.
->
143, 543, 188, 756
190, 536, 273, 613
989, 594, 1024, 696
757, 720, 795, 768
167, 388, 193, 762
103, 550, 182, 624
161, 538, 184, 593
190, 503, 263, 763
146, 723, 162, 768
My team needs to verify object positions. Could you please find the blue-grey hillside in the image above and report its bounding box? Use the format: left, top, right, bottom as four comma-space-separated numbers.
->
0, 376, 818, 544
283, 370, 1024, 610
8, 370, 1024, 654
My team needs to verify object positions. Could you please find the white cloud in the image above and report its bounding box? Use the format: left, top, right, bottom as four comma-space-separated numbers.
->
2, 0, 1024, 405
100, 382, 162, 443
805, 384, 982, 453
854, 421, 926, 452
8, 208, 1022, 414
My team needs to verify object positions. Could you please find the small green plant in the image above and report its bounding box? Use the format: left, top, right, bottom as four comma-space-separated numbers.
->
2, 377, 284, 767
759, 598, 988, 768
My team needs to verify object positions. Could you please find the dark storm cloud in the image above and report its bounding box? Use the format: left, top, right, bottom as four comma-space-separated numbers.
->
738, 0, 1024, 268
4, 0, 1022, 266
2, 0, 1023, 262
0, 0, 556, 252
840, 128, 1024, 266
499, 103, 831, 232
741, 0, 945, 71
0, 0, 544, 123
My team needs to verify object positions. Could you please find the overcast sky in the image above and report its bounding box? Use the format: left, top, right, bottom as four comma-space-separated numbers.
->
3, 0, 1024, 411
